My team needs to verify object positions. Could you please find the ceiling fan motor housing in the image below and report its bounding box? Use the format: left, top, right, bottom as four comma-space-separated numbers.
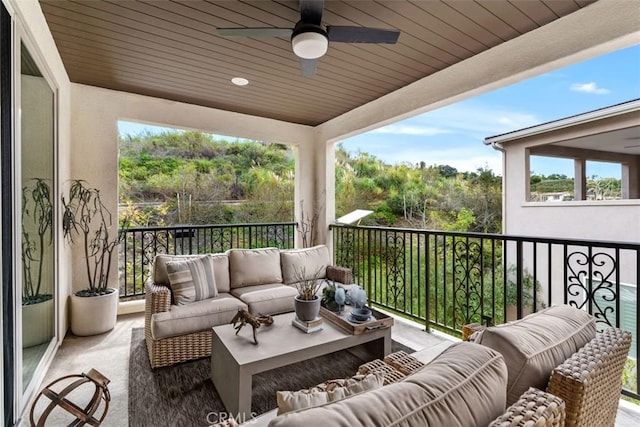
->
291, 21, 329, 59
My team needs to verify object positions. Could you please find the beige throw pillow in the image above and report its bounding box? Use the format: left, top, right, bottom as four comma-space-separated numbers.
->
276, 372, 384, 415
166, 256, 217, 305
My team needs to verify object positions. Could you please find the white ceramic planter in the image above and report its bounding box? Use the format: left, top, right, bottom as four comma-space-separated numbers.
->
70, 288, 118, 336
22, 298, 54, 347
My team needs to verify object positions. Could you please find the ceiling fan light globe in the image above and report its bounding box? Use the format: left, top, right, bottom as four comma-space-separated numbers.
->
291, 32, 328, 59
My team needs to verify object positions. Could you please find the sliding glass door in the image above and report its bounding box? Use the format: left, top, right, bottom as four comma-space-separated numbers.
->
1, 3, 58, 423
19, 40, 56, 396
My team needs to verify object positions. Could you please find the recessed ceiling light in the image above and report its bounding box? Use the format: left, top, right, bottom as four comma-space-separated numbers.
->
231, 77, 249, 86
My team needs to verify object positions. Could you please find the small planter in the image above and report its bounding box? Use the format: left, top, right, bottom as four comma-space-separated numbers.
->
294, 296, 321, 321
70, 288, 118, 336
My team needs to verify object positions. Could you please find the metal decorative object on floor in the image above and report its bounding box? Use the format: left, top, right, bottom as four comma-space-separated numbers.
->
230, 309, 274, 344
29, 368, 110, 427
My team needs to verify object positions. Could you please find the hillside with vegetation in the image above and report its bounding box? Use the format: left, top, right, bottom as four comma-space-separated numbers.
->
118, 130, 502, 233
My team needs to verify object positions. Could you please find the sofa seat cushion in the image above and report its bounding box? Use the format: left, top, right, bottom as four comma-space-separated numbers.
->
151, 293, 247, 340
474, 304, 596, 405
268, 342, 508, 427
280, 245, 331, 285
231, 284, 296, 315
229, 248, 282, 288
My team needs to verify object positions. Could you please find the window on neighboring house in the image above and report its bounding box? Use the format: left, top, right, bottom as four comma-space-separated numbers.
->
528, 153, 637, 202
529, 156, 574, 202
586, 160, 622, 200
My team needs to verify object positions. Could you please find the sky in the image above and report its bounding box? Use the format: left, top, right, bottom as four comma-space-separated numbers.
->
119, 44, 640, 178
340, 44, 640, 178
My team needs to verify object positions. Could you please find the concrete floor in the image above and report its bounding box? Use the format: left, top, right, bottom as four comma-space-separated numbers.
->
33, 311, 640, 427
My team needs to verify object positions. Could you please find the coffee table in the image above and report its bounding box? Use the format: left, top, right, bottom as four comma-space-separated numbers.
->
210, 310, 391, 418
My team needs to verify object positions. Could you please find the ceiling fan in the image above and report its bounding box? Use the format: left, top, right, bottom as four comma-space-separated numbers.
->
217, 0, 400, 76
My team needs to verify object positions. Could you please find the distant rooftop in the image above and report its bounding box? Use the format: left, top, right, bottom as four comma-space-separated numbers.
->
484, 99, 640, 145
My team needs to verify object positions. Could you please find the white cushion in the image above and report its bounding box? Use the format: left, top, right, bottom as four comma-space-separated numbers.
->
229, 248, 282, 288
280, 245, 331, 285
276, 373, 384, 415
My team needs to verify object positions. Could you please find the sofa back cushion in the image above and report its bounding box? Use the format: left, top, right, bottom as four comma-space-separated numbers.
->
210, 253, 231, 293
229, 248, 282, 288
280, 245, 331, 285
474, 304, 596, 405
153, 253, 231, 294
268, 342, 508, 427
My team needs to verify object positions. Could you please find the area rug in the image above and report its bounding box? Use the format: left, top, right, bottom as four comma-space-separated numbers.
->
129, 327, 413, 427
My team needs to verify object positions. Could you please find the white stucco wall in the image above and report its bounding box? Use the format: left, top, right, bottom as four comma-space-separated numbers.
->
500, 110, 640, 321
502, 119, 640, 244
70, 84, 320, 292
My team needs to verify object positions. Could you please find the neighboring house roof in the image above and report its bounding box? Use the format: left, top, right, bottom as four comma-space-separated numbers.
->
484, 98, 640, 146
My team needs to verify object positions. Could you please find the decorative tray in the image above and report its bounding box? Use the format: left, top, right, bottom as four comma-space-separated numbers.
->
319, 305, 393, 335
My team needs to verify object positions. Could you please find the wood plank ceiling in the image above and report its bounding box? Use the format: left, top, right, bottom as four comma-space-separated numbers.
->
39, 0, 596, 126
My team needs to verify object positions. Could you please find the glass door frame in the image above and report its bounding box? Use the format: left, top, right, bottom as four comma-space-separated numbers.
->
1, 1, 14, 425
10, 13, 60, 421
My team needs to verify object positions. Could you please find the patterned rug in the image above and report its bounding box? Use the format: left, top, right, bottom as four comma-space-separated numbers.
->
128, 327, 412, 427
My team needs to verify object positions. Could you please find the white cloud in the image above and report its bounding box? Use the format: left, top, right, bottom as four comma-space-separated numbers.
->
359, 103, 539, 141
570, 82, 611, 95
346, 141, 503, 174
340, 101, 540, 173
371, 124, 449, 136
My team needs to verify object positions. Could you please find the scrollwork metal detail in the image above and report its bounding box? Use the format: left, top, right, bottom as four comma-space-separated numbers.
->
335, 229, 355, 271
453, 238, 483, 328
566, 250, 617, 330
385, 234, 405, 307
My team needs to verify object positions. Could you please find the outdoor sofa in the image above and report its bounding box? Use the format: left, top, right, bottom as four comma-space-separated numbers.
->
231, 305, 630, 427
144, 244, 352, 368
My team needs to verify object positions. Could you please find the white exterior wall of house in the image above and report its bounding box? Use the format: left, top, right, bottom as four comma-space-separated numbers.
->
501, 108, 640, 243
494, 104, 640, 325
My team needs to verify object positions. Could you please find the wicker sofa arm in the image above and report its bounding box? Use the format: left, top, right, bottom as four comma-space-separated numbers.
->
144, 281, 172, 314
547, 327, 631, 427
488, 387, 565, 427
326, 265, 353, 284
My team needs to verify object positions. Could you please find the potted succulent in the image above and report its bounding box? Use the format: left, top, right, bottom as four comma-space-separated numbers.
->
62, 180, 124, 336
293, 266, 324, 321
21, 178, 54, 346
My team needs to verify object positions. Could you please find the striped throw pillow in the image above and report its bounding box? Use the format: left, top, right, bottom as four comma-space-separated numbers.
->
166, 256, 218, 305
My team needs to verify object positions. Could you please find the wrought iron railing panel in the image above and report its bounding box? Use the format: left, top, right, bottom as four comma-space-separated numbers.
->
119, 222, 296, 300
331, 224, 639, 400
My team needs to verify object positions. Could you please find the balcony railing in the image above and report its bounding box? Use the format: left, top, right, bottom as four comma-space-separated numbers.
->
331, 223, 639, 400
119, 222, 296, 300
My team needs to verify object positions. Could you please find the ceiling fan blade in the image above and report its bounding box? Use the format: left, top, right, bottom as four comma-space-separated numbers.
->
299, 0, 324, 25
327, 26, 400, 44
300, 58, 317, 77
217, 28, 292, 38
